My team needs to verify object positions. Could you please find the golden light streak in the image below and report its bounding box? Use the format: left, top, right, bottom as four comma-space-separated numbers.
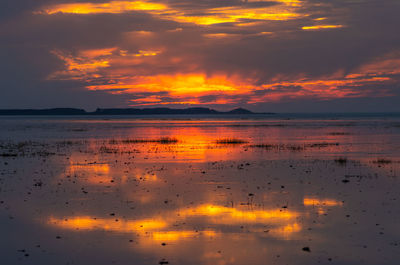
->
302, 24, 344, 30
39, 1, 167, 15
171, 8, 303, 25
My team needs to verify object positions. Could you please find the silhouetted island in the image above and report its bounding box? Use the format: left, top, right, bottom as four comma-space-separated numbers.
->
0, 107, 273, 115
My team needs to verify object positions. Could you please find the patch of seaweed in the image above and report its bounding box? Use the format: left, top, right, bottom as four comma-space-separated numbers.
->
334, 157, 348, 165
328, 132, 352, 136
249, 142, 339, 151
109, 137, 178, 145
373, 158, 392, 164
215, 138, 249, 144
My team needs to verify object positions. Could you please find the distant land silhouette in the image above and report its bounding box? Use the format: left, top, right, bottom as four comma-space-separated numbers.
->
0, 107, 272, 115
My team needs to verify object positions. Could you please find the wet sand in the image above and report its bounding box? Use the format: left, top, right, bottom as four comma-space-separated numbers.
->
0, 116, 399, 265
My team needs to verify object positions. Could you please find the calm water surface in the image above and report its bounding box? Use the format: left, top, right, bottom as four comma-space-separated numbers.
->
0, 114, 399, 265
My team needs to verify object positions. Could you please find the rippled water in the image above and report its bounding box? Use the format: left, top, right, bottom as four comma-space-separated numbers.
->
0, 115, 399, 265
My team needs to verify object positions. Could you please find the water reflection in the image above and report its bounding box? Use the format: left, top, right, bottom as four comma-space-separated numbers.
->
1, 117, 400, 265
47, 204, 300, 242
48, 217, 167, 233
304, 197, 343, 215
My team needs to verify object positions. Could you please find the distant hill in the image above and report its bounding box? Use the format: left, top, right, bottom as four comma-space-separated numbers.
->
0, 108, 87, 115
0, 107, 272, 115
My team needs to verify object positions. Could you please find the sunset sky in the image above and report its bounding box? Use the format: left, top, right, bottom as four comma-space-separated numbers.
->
1, 0, 400, 112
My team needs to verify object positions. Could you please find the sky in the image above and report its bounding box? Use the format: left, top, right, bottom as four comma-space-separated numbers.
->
1, 0, 400, 112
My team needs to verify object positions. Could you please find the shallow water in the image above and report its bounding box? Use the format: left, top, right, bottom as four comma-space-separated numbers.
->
0, 115, 399, 265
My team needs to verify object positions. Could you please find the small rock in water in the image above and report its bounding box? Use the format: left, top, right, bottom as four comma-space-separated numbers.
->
302, 247, 311, 252
159, 259, 169, 264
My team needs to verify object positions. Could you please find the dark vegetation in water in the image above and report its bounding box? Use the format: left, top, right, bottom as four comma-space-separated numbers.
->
0, 140, 85, 157
334, 157, 348, 165
215, 138, 249, 144
109, 137, 179, 144
328, 132, 352, 135
373, 158, 392, 164
249, 142, 339, 151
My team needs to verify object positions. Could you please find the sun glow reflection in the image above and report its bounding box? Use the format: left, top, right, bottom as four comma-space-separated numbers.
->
48, 216, 167, 232
179, 204, 298, 224
48, 204, 301, 242
304, 197, 343, 215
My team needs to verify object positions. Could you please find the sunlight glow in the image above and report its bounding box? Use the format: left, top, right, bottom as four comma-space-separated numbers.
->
86, 74, 245, 95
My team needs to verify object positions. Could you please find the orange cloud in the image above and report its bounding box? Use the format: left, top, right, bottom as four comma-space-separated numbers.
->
39, 1, 167, 15
37, 0, 306, 26
302, 24, 345, 30
49, 50, 111, 80
47, 43, 400, 106
251, 75, 393, 102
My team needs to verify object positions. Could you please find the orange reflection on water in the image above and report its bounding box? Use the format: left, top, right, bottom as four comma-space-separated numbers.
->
179, 204, 298, 224
303, 198, 343, 207
47, 203, 301, 243
48, 216, 167, 232
49, 215, 219, 243
269, 223, 301, 239
104, 126, 248, 162
69, 163, 110, 174
135, 173, 158, 182
69, 162, 114, 185
152, 230, 217, 242
304, 197, 343, 215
